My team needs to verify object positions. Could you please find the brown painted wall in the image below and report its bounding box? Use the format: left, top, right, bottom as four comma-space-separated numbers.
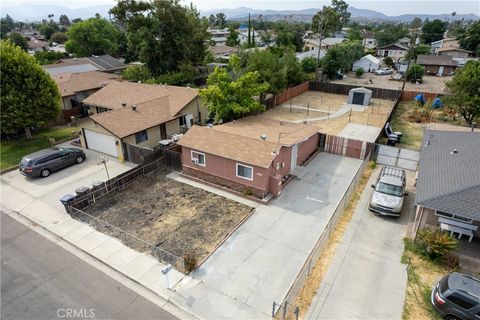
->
297, 134, 319, 165
181, 146, 271, 192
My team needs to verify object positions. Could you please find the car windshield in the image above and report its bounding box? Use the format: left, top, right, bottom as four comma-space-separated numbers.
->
376, 182, 403, 197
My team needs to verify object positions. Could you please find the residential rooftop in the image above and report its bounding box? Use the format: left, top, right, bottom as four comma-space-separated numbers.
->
415, 130, 480, 220
52, 71, 119, 97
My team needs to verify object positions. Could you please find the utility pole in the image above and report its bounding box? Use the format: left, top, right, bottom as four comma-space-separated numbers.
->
401, 34, 420, 92
316, 15, 324, 79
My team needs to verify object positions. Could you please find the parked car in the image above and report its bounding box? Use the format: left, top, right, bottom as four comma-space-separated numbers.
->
375, 68, 394, 75
368, 166, 407, 217
19, 147, 86, 178
431, 272, 480, 320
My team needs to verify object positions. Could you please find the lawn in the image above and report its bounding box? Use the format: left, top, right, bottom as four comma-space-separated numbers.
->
0, 126, 79, 170
401, 239, 457, 320
390, 101, 425, 150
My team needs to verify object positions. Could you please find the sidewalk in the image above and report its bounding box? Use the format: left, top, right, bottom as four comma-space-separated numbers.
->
0, 180, 265, 319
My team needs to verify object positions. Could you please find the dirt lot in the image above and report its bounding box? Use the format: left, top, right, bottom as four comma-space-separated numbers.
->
82, 168, 253, 265
332, 72, 452, 94
261, 91, 394, 135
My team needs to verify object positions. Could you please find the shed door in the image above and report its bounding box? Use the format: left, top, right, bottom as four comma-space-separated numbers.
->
291, 144, 298, 172
352, 92, 365, 105
84, 129, 118, 157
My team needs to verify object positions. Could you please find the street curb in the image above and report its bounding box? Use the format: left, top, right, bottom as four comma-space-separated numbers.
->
2, 208, 202, 320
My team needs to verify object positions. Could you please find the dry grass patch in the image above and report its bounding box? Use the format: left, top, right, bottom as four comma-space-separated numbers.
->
287, 161, 376, 319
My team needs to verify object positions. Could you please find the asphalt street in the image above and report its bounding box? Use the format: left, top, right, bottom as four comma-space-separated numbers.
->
1, 212, 177, 320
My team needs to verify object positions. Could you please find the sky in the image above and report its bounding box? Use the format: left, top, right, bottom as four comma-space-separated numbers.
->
1, 0, 479, 16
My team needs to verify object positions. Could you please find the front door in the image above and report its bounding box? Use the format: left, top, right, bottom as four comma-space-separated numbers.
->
291, 144, 298, 172
160, 124, 167, 140
438, 66, 444, 76
352, 92, 365, 105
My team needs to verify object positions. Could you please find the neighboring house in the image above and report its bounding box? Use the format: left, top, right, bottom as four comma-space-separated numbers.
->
377, 43, 408, 60
42, 55, 127, 76
52, 71, 119, 121
413, 130, 480, 242
416, 54, 457, 76
437, 47, 472, 59
352, 54, 380, 72
78, 81, 206, 162
296, 48, 325, 61
362, 38, 377, 50
208, 45, 239, 60
397, 37, 411, 47
27, 38, 48, 52
208, 28, 230, 45
304, 38, 345, 51
431, 38, 461, 54
178, 117, 320, 199
238, 30, 262, 45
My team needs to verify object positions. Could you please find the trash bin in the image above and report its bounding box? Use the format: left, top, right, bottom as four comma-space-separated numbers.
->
91, 181, 106, 198
75, 186, 91, 208
59, 194, 76, 214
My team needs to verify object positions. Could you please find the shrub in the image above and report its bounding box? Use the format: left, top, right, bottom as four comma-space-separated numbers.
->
242, 188, 252, 196
383, 57, 395, 68
406, 64, 424, 82
183, 252, 197, 273
355, 67, 364, 78
415, 228, 459, 261
122, 65, 152, 82
301, 57, 317, 73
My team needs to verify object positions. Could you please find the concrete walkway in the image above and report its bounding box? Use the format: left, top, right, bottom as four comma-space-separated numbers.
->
167, 172, 260, 208
1, 151, 363, 320
174, 153, 363, 318
306, 167, 413, 319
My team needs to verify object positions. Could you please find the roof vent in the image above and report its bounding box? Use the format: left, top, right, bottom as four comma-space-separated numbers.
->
260, 134, 267, 141
132, 105, 137, 111
122, 102, 127, 107
450, 149, 458, 154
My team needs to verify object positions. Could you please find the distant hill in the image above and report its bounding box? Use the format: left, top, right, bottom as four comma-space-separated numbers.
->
1, 3, 478, 23
202, 6, 479, 23
1, 4, 113, 21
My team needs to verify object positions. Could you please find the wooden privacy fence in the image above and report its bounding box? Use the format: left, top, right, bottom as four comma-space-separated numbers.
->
309, 81, 400, 100
272, 82, 310, 107
321, 134, 374, 160
400, 90, 442, 101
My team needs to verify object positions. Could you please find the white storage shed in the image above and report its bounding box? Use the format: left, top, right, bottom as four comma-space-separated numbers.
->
352, 54, 380, 72
347, 87, 372, 106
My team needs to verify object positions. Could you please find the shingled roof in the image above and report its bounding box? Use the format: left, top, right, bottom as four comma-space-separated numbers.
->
415, 130, 480, 220
52, 71, 119, 97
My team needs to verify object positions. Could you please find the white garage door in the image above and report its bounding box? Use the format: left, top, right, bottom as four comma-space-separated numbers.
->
84, 129, 118, 157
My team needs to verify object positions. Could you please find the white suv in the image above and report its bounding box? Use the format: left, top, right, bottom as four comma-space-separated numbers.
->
369, 166, 407, 217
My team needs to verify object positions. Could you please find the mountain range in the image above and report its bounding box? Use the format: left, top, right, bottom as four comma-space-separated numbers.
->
1, 4, 478, 23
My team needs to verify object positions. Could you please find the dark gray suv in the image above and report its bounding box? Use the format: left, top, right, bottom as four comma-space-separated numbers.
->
20, 147, 86, 178
431, 272, 480, 320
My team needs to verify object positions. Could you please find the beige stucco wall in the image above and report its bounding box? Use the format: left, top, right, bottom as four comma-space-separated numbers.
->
78, 118, 124, 161
123, 125, 161, 149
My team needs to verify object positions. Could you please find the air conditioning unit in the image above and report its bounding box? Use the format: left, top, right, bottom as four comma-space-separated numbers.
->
192, 158, 199, 164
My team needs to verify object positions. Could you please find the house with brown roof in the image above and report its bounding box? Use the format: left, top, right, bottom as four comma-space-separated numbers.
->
52, 71, 119, 121
416, 54, 457, 76
42, 55, 127, 76
78, 81, 206, 162
377, 43, 409, 60
437, 47, 472, 59
178, 117, 320, 198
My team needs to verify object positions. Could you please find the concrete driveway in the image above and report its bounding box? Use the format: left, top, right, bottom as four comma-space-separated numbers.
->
306, 167, 415, 319
1, 141, 135, 212
173, 153, 363, 318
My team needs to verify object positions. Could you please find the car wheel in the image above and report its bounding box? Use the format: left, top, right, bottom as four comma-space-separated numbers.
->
40, 169, 50, 178
444, 316, 462, 320
75, 156, 85, 164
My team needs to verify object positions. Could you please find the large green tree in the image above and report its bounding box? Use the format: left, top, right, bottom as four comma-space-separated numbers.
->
445, 60, 480, 124
65, 17, 121, 57
59, 14, 71, 26
200, 60, 269, 121
405, 44, 431, 62
0, 15, 15, 38
110, 0, 208, 76
0, 41, 60, 139
421, 19, 447, 44
458, 21, 480, 56
312, 6, 341, 38
272, 21, 306, 52
246, 49, 288, 94
225, 26, 240, 47
7, 33, 28, 51
39, 22, 59, 40
320, 41, 364, 79
331, 0, 351, 27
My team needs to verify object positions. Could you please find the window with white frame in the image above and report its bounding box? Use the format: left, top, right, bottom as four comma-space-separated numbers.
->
435, 211, 473, 223
191, 151, 205, 166
236, 163, 253, 180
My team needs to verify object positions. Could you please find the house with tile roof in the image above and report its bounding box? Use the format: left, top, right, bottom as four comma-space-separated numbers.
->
77, 81, 206, 162
52, 71, 119, 115
178, 116, 320, 198
413, 130, 480, 242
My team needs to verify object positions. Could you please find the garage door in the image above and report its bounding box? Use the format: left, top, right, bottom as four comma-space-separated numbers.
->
84, 129, 118, 157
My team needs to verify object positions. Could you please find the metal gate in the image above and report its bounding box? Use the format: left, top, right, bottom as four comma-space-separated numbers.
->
375, 144, 419, 171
